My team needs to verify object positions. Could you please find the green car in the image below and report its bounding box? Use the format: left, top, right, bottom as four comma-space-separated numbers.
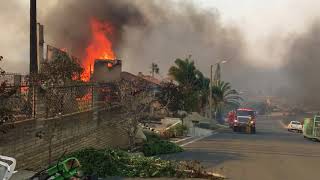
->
303, 115, 320, 141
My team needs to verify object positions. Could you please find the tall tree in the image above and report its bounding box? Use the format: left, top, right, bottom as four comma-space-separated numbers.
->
196, 71, 210, 113
34, 50, 84, 117
39, 50, 83, 86
0, 57, 17, 133
168, 56, 209, 112
157, 82, 184, 113
108, 79, 156, 150
169, 56, 202, 89
212, 81, 242, 123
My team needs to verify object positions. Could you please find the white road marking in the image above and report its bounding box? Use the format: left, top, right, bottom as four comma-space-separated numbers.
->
172, 136, 193, 143
181, 132, 218, 147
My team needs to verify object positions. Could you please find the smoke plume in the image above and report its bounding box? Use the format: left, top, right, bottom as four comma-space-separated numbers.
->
39, 0, 147, 58
0, 0, 29, 73
283, 21, 320, 108
2, 0, 303, 104
39, 0, 247, 83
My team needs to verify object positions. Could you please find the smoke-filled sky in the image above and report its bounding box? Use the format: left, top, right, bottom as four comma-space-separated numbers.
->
194, 0, 320, 68
1, 0, 320, 107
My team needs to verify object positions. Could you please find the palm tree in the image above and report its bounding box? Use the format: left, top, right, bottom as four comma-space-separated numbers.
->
169, 57, 202, 88
212, 81, 242, 123
168, 56, 209, 112
196, 72, 210, 114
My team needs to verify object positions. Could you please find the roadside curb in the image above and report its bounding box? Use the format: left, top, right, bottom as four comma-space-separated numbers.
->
173, 125, 227, 147
180, 132, 217, 147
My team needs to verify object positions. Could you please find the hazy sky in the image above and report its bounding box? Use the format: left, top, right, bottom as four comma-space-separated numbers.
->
191, 0, 320, 67
194, 0, 320, 33
1, 0, 320, 73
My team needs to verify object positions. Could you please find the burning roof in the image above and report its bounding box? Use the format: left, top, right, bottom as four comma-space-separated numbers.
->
82, 18, 116, 81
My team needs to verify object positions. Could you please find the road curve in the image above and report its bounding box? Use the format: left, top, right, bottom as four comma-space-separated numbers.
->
162, 115, 320, 180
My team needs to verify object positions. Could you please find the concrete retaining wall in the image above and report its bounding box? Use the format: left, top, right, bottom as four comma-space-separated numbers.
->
0, 108, 128, 170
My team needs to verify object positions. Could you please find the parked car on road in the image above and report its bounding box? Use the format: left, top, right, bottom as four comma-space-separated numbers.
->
287, 121, 303, 133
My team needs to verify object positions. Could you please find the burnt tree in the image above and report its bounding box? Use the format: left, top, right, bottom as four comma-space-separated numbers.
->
108, 79, 156, 150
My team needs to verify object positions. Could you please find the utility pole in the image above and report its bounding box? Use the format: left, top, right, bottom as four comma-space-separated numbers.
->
209, 65, 213, 125
150, 63, 159, 77
30, 0, 38, 75
150, 62, 159, 118
214, 60, 227, 85
209, 60, 228, 125
213, 63, 221, 85
30, 0, 38, 118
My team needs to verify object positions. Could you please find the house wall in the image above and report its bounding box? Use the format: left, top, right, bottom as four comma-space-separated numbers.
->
0, 108, 128, 170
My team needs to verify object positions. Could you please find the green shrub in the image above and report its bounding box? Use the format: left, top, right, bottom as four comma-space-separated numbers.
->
68, 148, 224, 179
144, 131, 164, 141
166, 123, 188, 138
143, 140, 184, 156
173, 123, 188, 136
143, 132, 184, 156
69, 148, 177, 178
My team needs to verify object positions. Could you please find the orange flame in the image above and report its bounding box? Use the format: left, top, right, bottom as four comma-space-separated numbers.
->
81, 18, 116, 81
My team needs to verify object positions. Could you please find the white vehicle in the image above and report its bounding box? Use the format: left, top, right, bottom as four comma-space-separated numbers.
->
0, 155, 17, 180
288, 121, 303, 133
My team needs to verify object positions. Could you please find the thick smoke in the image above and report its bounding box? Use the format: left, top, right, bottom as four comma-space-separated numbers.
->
39, 0, 147, 58
0, 0, 29, 73
4, 0, 316, 107
40, 0, 247, 86
120, 1, 247, 80
283, 21, 320, 108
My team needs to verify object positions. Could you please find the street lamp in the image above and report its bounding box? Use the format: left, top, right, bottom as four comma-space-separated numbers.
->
209, 60, 228, 126
214, 60, 228, 84
220, 60, 228, 64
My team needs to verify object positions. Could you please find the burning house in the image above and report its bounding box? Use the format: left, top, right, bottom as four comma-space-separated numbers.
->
91, 59, 122, 83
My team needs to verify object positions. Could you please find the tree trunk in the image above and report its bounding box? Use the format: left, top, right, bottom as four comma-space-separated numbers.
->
128, 134, 136, 151
48, 135, 53, 165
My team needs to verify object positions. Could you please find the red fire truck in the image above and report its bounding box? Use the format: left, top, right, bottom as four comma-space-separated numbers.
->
228, 108, 256, 134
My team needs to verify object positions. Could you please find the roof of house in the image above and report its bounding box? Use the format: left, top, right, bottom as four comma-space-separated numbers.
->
121, 72, 161, 87
137, 73, 162, 85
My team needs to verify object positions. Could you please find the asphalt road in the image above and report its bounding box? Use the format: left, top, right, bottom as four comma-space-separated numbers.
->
162, 115, 320, 180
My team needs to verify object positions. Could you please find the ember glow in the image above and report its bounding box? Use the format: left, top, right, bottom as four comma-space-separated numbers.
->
81, 18, 116, 81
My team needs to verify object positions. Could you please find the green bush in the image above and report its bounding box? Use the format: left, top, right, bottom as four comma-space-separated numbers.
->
143, 140, 184, 156
68, 148, 224, 179
142, 132, 184, 156
69, 148, 177, 178
173, 123, 188, 136
164, 123, 188, 138
144, 131, 164, 141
